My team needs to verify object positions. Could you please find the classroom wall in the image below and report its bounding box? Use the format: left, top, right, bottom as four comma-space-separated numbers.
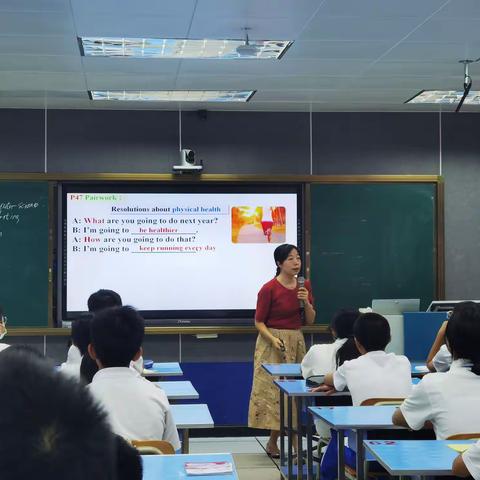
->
1, 108, 479, 361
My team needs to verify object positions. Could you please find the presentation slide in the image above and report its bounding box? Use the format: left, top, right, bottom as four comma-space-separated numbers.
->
64, 190, 299, 315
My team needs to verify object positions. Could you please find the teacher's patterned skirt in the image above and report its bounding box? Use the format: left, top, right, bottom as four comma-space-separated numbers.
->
248, 328, 306, 431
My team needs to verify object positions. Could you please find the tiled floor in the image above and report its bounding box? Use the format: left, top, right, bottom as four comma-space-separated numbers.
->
190, 437, 281, 479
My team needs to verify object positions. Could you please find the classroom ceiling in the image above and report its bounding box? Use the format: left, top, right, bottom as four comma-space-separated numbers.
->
0, 0, 480, 112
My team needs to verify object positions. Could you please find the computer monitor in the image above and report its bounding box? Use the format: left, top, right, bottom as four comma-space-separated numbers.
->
427, 300, 480, 312
371, 299, 420, 315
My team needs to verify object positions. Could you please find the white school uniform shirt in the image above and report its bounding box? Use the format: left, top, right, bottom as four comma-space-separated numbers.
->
59, 345, 82, 379
301, 338, 347, 379
432, 344, 452, 372
333, 351, 412, 406
463, 440, 480, 480
89, 367, 180, 450
0, 343, 9, 353
400, 358, 480, 439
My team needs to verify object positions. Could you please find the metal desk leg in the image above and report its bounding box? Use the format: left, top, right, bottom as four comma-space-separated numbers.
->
355, 429, 365, 480
181, 429, 190, 454
296, 397, 304, 480
280, 390, 285, 467
337, 429, 345, 480
288, 396, 293, 479
306, 403, 313, 480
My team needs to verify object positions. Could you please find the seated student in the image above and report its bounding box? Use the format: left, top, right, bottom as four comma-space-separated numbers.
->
426, 310, 454, 372
302, 309, 360, 442
115, 435, 143, 480
88, 288, 123, 312
301, 309, 360, 379
88, 289, 144, 375
59, 316, 91, 379
0, 347, 117, 480
88, 306, 180, 449
0, 307, 10, 353
393, 301, 480, 439
312, 312, 412, 405
453, 439, 480, 479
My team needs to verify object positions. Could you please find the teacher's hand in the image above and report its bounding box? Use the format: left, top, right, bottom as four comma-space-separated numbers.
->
297, 287, 309, 304
271, 337, 284, 351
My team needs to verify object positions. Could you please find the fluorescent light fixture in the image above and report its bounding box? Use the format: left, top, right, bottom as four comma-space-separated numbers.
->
406, 90, 480, 105
89, 90, 255, 102
79, 37, 292, 60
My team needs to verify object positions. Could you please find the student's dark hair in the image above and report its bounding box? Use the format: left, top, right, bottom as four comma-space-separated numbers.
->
0, 344, 45, 360
71, 317, 91, 356
446, 301, 480, 375
0, 348, 116, 480
274, 243, 299, 276
115, 435, 143, 480
331, 309, 361, 367
80, 353, 99, 385
354, 312, 391, 352
87, 289, 122, 313
91, 306, 144, 368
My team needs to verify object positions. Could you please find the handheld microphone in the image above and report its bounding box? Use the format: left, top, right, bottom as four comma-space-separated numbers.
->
297, 276, 305, 309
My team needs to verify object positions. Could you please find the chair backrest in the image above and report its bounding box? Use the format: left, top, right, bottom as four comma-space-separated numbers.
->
131, 440, 175, 455
447, 433, 480, 440
360, 398, 405, 406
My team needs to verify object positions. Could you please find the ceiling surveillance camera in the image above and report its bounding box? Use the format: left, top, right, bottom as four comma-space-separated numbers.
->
173, 148, 203, 174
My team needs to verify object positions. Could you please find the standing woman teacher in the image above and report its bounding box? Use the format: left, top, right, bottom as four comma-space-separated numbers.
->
248, 243, 315, 457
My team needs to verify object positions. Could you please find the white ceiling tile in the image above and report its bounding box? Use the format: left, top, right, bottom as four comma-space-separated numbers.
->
287, 40, 393, 60
433, 0, 480, 19
0, 72, 86, 91
74, 14, 193, 38
175, 75, 350, 91
318, 0, 449, 19
71, 0, 196, 16
189, 0, 320, 39
0, 54, 82, 72
85, 73, 178, 90
177, 58, 369, 76
82, 57, 181, 74
0, 0, 69, 12
0, 35, 79, 55
365, 60, 479, 78
406, 18, 480, 43
301, 16, 424, 42
0, 12, 74, 35
381, 41, 480, 62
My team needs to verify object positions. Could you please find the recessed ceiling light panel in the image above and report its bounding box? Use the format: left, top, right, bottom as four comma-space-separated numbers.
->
406, 90, 480, 105
89, 90, 255, 102
80, 37, 292, 59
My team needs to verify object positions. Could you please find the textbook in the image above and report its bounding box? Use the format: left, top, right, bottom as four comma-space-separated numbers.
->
185, 461, 233, 475
448, 444, 472, 453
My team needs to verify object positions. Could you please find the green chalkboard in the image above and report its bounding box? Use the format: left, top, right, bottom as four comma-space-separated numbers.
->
0, 182, 50, 327
310, 183, 437, 324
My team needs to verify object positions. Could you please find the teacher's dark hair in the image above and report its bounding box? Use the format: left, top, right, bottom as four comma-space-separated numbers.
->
446, 301, 480, 375
274, 244, 299, 276
331, 309, 361, 367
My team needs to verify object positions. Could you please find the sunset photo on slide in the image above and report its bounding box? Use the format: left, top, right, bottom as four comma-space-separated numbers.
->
231, 206, 286, 243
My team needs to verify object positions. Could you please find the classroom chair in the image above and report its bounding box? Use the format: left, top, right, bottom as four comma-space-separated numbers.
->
447, 433, 480, 440
131, 440, 175, 455
360, 398, 405, 406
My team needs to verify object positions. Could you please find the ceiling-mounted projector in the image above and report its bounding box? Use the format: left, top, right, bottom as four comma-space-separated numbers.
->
173, 149, 203, 174
236, 28, 259, 58
236, 43, 259, 57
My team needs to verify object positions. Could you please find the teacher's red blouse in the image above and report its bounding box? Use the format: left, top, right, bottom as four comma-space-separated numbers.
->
255, 278, 314, 330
